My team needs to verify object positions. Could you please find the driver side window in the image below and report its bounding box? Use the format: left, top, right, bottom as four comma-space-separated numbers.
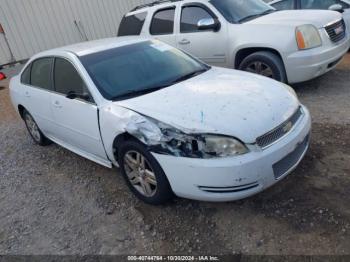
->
53, 58, 94, 103
180, 6, 214, 33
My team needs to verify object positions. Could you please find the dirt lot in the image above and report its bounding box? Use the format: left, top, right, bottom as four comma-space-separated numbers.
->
0, 55, 349, 256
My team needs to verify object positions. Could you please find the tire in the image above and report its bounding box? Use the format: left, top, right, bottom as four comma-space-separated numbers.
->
23, 109, 52, 146
238, 51, 287, 83
118, 139, 173, 205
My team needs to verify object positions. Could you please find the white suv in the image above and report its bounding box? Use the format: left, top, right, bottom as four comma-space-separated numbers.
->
118, 0, 350, 83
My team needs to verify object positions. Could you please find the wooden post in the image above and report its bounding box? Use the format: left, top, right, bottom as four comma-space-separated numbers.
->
0, 23, 15, 63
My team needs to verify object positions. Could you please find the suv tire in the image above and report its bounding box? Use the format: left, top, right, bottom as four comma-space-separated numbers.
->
238, 51, 287, 83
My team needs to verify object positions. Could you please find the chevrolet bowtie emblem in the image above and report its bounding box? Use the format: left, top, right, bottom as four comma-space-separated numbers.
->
283, 121, 293, 133
335, 26, 344, 35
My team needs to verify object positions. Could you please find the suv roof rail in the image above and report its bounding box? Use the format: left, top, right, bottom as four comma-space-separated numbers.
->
131, 0, 183, 11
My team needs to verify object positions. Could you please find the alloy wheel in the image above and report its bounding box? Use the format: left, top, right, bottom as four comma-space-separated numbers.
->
245, 61, 274, 78
123, 150, 157, 197
25, 113, 41, 142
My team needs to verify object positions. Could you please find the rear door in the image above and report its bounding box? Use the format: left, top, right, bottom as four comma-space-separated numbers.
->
50, 57, 106, 159
19, 58, 55, 135
176, 3, 228, 67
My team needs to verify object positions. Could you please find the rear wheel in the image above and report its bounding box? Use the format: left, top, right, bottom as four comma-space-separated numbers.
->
118, 139, 173, 205
238, 51, 287, 83
23, 109, 52, 146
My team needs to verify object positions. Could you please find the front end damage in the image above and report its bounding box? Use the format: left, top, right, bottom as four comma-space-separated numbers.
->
99, 105, 247, 163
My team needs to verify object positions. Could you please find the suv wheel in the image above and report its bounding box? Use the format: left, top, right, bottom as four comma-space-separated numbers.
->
238, 51, 287, 83
23, 109, 52, 146
118, 139, 173, 205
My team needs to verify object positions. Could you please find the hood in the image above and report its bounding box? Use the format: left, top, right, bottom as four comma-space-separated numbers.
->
246, 10, 342, 28
115, 67, 299, 144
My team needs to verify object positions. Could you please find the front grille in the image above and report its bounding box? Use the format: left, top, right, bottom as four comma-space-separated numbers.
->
256, 107, 303, 149
198, 182, 259, 193
325, 19, 346, 43
273, 134, 310, 179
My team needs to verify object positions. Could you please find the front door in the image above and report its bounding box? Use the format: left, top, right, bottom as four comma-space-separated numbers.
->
50, 57, 106, 159
176, 3, 228, 67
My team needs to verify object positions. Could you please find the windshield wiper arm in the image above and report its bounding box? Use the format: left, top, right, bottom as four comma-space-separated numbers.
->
111, 85, 170, 101
170, 68, 208, 85
238, 9, 275, 23
259, 9, 276, 16
110, 68, 208, 101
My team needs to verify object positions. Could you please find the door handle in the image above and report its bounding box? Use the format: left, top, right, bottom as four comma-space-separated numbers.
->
179, 39, 190, 45
53, 101, 62, 108
24, 91, 30, 97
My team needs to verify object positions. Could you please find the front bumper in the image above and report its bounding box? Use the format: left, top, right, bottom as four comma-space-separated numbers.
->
284, 33, 350, 84
152, 105, 312, 202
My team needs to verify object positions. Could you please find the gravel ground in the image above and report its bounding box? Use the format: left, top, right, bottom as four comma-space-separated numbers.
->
0, 55, 349, 255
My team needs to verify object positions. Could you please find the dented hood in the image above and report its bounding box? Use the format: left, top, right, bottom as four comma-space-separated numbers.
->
246, 10, 341, 28
115, 67, 299, 144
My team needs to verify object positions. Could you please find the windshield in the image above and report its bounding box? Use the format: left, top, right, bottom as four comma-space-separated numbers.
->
210, 0, 275, 23
79, 40, 209, 100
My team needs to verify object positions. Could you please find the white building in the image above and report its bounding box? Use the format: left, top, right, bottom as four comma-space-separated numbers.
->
0, 0, 152, 65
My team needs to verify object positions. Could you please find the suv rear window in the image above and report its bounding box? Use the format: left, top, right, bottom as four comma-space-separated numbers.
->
118, 12, 147, 36
150, 8, 175, 35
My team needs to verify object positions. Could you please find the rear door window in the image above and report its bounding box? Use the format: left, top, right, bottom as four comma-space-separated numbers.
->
150, 8, 176, 35
30, 58, 54, 90
118, 12, 147, 36
21, 64, 31, 85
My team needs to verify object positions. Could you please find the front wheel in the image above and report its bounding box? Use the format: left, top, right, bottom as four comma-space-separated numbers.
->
118, 139, 174, 205
238, 51, 287, 83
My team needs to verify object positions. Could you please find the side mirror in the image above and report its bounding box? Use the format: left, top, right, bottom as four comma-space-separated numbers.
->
329, 4, 344, 13
197, 18, 221, 32
66, 91, 78, 99
66, 91, 90, 101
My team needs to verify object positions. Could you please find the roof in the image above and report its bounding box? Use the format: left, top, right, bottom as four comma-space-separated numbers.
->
128, 0, 208, 13
36, 37, 149, 57
131, 0, 183, 11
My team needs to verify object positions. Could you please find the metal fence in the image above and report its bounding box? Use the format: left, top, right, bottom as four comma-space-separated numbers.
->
0, 0, 152, 65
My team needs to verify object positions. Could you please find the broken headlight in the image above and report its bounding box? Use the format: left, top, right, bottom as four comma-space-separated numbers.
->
152, 126, 249, 158
202, 135, 249, 158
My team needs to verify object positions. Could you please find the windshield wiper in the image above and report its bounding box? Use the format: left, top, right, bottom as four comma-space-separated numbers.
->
111, 85, 170, 101
170, 68, 208, 85
238, 9, 275, 23
110, 68, 209, 101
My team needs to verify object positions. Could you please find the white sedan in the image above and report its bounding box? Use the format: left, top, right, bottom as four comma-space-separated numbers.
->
9, 38, 311, 204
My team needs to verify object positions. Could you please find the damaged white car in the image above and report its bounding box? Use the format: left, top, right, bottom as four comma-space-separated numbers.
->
10, 38, 311, 204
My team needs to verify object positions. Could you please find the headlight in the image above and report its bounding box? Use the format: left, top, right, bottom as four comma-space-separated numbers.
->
156, 125, 248, 158
201, 135, 249, 158
135, 117, 249, 159
296, 25, 322, 50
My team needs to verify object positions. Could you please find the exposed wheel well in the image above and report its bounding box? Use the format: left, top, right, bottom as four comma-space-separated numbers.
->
18, 105, 25, 119
234, 47, 284, 69
112, 132, 139, 162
